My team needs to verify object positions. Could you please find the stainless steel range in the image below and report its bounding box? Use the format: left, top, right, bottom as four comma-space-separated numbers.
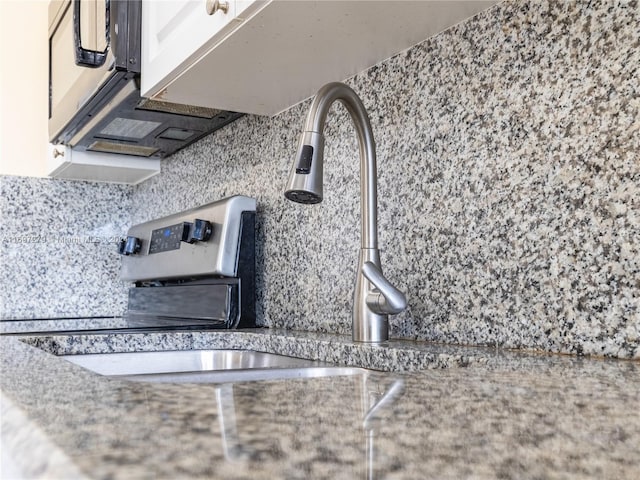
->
118, 195, 257, 330
0, 196, 257, 336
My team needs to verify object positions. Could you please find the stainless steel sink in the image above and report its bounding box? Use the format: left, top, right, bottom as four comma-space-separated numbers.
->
61, 349, 367, 383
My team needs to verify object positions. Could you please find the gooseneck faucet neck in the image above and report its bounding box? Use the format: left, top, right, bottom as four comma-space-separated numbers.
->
284, 82, 406, 343
301, 82, 378, 249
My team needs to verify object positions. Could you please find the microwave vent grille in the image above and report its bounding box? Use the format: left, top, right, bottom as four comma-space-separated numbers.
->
137, 98, 224, 119
88, 141, 159, 157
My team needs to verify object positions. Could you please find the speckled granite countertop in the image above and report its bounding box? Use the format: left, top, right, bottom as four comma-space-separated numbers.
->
1, 328, 639, 479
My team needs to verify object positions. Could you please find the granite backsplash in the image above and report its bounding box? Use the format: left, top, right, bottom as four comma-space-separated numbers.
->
0, 176, 131, 319
1, 0, 638, 358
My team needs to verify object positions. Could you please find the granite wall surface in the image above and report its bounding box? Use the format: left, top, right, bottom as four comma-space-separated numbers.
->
131, 0, 639, 358
0, 176, 131, 319
2, 0, 637, 358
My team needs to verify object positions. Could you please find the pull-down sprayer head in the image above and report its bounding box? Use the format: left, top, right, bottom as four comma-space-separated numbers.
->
284, 131, 325, 204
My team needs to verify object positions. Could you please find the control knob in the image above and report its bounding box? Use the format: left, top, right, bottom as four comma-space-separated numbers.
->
182, 219, 213, 244
118, 236, 142, 255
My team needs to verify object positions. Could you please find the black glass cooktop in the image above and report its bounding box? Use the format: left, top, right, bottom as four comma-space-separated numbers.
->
0, 316, 228, 336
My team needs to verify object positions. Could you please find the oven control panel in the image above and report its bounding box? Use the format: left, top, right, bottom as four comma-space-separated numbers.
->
119, 196, 256, 282
149, 223, 185, 254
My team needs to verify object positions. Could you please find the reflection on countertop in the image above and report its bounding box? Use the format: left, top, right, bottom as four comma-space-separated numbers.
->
0, 317, 129, 334
0, 317, 243, 336
1, 328, 639, 479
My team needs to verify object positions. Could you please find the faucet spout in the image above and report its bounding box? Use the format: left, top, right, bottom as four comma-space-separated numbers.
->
285, 82, 378, 249
284, 82, 406, 342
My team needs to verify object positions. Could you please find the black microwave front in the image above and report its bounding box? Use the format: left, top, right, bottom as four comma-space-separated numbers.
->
48, 0, 242, 159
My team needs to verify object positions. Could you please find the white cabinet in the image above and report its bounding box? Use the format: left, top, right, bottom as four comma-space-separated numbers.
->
141, 1, 497, 117
48, 144, 160, 185
141, 0, 268, 102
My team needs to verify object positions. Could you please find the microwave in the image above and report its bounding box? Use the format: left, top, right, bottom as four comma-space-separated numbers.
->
48, 0, 242, 158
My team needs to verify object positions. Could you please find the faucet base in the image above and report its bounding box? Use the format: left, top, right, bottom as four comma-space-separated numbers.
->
352, 314, 389, 343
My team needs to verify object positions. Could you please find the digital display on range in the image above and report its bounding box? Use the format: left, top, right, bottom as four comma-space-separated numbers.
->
148, 223, 184, 254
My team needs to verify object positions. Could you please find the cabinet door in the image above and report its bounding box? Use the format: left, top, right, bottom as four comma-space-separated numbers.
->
48, 144, 160, 184
141, 0, 238, 98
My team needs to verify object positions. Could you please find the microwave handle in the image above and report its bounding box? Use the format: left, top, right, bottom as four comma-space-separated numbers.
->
73, 0, 111, 68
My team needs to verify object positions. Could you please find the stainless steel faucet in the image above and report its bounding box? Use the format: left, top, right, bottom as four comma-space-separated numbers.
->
284, 82, 407, 342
